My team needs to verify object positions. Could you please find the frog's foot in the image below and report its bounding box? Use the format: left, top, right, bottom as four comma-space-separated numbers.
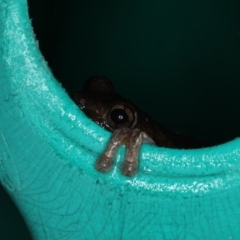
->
95, 128, 131, 173
95, 155, 113, 172
121, 129, 155, 176
95, 128, 155, 176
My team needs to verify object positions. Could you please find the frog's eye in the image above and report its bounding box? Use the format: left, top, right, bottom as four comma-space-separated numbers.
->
107, 104, 137, 130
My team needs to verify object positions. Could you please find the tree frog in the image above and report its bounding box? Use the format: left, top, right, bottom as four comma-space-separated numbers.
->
72, 76, 212, 176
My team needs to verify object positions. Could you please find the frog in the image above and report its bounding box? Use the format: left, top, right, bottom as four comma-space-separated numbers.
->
72, 76, 212, 176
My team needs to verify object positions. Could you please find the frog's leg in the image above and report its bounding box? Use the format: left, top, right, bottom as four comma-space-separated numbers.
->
121, 129, 155, 176
95, 128, 131, 172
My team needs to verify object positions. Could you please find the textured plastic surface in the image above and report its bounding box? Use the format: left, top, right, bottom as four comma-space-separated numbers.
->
1, 0, 240, 239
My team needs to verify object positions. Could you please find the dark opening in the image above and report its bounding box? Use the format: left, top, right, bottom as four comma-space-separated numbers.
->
28, 0, 240, 145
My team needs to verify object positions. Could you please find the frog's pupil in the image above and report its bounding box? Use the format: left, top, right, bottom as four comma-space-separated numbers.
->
110, 108, 128, 124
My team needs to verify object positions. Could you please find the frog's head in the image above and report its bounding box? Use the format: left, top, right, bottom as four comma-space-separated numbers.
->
72, 76, 138, 132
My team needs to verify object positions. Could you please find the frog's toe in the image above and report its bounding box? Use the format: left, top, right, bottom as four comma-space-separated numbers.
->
95, 155, 113, 172
121, 161, 138, 176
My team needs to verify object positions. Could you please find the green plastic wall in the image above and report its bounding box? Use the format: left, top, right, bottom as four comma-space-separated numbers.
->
0, 0, 240, 239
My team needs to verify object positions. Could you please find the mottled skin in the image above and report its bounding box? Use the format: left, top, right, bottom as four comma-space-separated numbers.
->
72, 76, 212, 176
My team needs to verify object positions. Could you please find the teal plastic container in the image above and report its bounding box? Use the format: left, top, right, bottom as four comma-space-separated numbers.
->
1, 0, 240, 239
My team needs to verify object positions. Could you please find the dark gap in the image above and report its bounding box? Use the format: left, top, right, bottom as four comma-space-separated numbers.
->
28, 1, 240, 145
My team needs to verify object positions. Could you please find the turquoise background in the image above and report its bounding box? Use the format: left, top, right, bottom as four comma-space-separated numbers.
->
0, 0, 240, 239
